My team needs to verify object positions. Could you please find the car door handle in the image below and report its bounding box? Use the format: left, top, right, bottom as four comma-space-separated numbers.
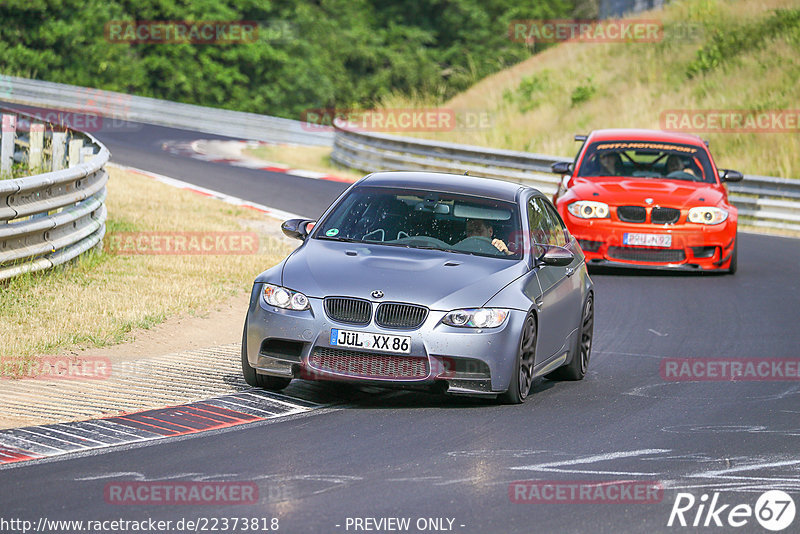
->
565, 267, 575, 277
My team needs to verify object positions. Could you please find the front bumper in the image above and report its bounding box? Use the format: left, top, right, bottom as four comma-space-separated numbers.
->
244, 292, 527, 396
566, 216, 736, 271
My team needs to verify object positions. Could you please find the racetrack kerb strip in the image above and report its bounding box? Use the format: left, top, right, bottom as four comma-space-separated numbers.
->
0, 388, 320, 467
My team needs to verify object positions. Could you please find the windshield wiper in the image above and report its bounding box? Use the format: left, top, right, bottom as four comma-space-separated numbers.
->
404, 244, 440, 250
317, 236, 360, 243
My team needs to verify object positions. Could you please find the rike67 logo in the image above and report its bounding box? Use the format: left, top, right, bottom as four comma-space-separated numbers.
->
668, 490, 795, 531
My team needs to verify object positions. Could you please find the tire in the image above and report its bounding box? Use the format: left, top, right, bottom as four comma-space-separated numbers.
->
547, 293, 593, 381
499, 314, 537, 405
241, 325, 292, 391
727, 234, 738, 275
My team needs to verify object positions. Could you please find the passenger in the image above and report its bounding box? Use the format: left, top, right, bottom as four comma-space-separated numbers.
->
466, 219, 512, 255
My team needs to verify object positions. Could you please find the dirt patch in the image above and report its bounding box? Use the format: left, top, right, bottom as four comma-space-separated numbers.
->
67, 290, 249, 364
0, 291, 254, 430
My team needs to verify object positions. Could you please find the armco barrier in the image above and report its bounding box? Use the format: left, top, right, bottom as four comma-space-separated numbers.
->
331, 122, 800, 232
0, 109, 109, 281
4, 76, 797, 232
0, 75, 332, 147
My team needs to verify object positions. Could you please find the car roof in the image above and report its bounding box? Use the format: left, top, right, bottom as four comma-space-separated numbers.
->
357, 171, 531, 202
586, 128, 706, 147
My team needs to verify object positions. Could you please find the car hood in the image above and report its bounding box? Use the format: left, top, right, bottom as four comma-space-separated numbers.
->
570, 176, 724, 208
281, 239, 528, 310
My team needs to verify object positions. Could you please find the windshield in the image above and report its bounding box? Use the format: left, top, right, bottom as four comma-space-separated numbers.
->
314, 186, 523, 259
576, 140, 716, 183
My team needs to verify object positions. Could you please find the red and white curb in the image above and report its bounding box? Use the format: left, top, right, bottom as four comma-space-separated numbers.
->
108, 162, 309, 220
0, 390, 320, 467
162, 139, 356, 183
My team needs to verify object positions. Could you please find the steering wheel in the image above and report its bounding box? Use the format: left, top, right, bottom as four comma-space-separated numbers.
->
392, 235, 450, 248
666, 170, 699, 181
453, 236, 502, 255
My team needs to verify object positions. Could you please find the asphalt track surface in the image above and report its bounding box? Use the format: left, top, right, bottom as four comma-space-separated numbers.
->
2, 118, 799, 533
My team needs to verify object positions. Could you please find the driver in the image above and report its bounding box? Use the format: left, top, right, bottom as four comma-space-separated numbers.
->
466, 219, 512, 255
665, 154, 697, 177
598, 151, 622, 176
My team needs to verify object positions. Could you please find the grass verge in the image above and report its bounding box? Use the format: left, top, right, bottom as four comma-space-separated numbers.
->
0, 166, 293, 362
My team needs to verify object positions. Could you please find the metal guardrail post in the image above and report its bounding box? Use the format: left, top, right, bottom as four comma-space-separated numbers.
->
1, 114, 15, 176
28, 122, 44, 172
51, 132, 67, 171
68, 139, 83, 168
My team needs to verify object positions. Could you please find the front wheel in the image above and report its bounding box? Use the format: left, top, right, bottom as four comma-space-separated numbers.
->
547, 294, 593, 381
499, 314, 537, 404
241, 325, 292, 390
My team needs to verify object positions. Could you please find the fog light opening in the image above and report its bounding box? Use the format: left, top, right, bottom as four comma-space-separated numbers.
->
578, 239, 603, 252
690, 246, 717, 259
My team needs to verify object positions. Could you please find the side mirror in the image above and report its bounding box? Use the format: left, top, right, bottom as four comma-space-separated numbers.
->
538, 245, 574, 267
551, 161, 572, 175
719, 169, 743, 182
281, 219, 316, 240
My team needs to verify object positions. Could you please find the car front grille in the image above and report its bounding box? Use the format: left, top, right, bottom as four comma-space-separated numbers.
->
617, 206, 646, 223
308, 347, 428, 380
651, 207, 680, 224
324, 297, 372, 325
375, 302, 428, 329
607, 247, 686, 263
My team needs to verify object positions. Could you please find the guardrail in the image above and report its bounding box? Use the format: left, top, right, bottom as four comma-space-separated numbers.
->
0, 109, 109, 281
5, 76, 797, 232
332, 123, 800, 232
0, 75, 332, 147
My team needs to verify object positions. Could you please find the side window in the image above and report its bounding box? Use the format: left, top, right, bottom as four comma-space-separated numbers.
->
532, 198, 564, 247
542, 201, 568, 247
527, 199, 551, 246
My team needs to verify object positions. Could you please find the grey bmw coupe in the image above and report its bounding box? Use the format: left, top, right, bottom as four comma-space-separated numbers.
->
242, 171, 594, 403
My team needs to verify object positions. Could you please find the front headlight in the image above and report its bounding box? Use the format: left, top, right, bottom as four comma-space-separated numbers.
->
568, 201, 610, 219
263, 284, 310, 310
442, 308, 509, 328
688, 207, 728, 225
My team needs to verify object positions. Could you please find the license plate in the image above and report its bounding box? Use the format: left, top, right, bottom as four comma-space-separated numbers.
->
330, 329, 411, 353
623, 233, 672, 248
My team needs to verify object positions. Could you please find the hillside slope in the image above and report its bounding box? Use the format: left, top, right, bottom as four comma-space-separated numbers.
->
383, 0, 800, 178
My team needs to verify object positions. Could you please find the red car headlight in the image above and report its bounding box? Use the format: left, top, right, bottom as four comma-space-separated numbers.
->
688, 207, 728, 225
568, 201, 610, 219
